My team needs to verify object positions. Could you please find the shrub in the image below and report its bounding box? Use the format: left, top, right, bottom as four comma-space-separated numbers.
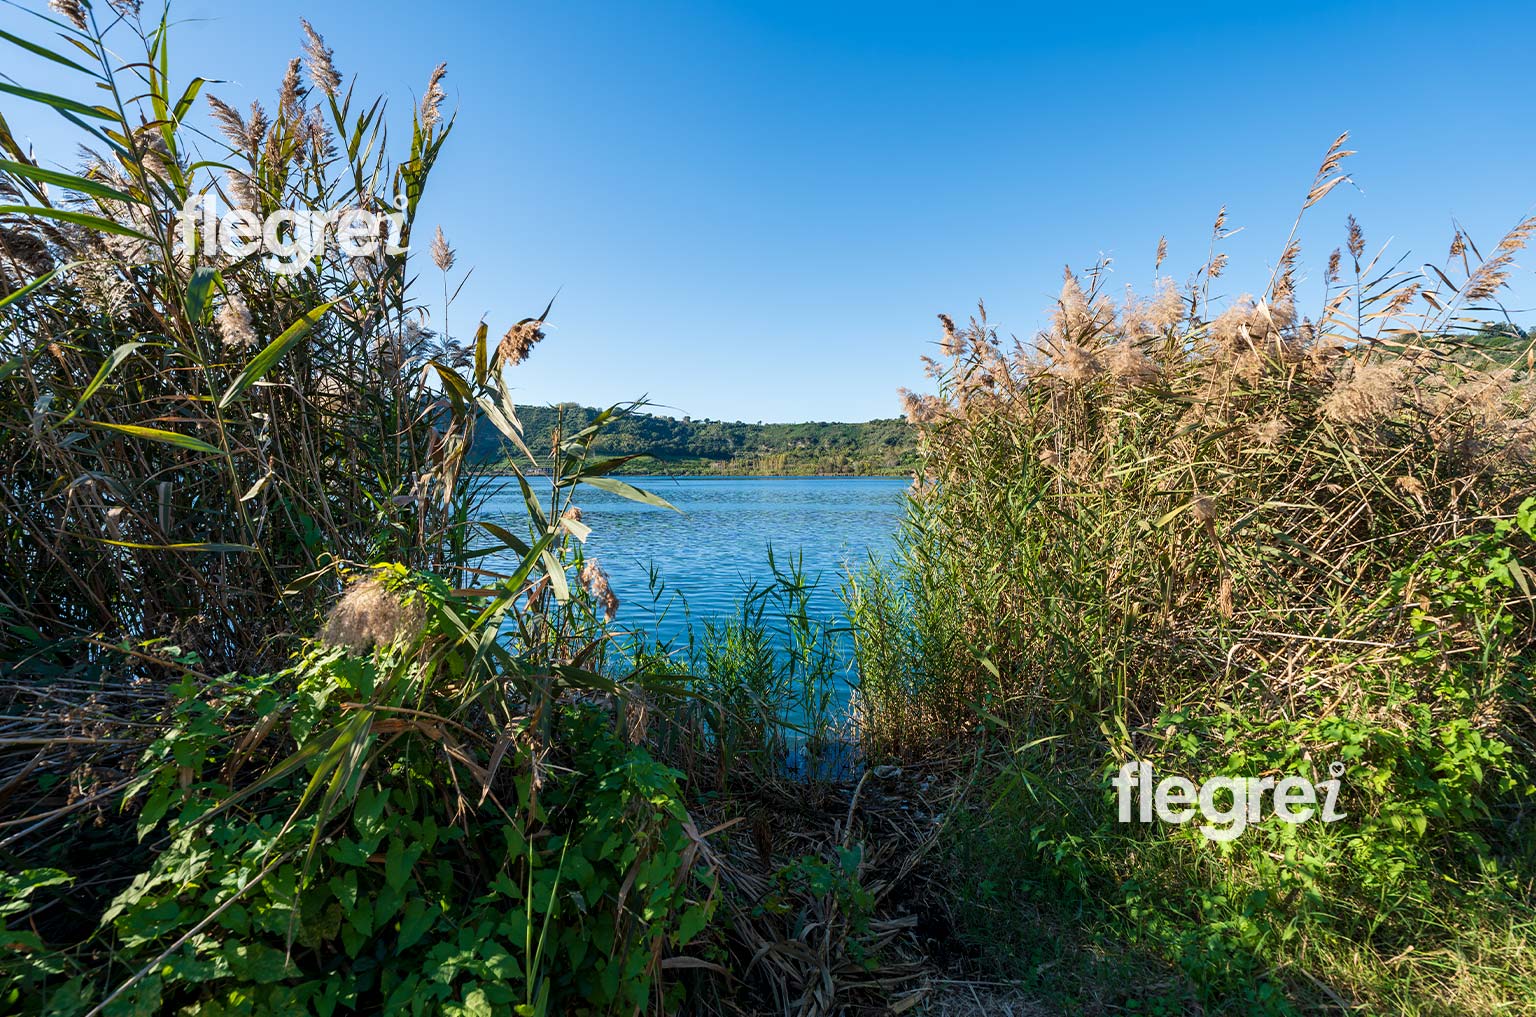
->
2, 566, 715, 1016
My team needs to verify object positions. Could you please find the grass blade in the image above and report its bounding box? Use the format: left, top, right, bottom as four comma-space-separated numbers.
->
219, 302, 334, 409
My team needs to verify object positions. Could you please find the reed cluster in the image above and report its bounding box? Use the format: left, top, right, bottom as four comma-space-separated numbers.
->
0, 6, 723, 1014
849, 137, 1536, 1012
859, 134, 1535, 754
1, 2, 475, 678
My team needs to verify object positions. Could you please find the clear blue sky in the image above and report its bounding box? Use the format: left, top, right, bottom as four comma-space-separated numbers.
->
4, 1, 1533, 421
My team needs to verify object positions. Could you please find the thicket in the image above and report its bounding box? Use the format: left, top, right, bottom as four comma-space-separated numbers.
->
848, 137, 1536, 1012
0, 6, 722, 1014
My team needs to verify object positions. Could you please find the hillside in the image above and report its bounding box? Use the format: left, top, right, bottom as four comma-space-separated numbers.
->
471, 403, 918, 475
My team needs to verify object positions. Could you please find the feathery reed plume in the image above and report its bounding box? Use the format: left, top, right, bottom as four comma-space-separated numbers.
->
133, 125, 174, 180
1207, 251, 1228, 279
899, 388, 944, 424
1249, 417, 1290, 446
421, 63, 448, 129
277, 58, 304, 122
1326, 247, 1341, 284
303, 106, 335, 162
1347, 215, 1365, 261
217, 290, 257, 350
241, 102, 269, 153
580, 561, 619, 622
108, 0, 142, 14
1384, 283, 1419, 316
430, 226, 455, 272
301, 19, 341, 97
498, 319, 546, 366
1322, 360, 1407, 425
49, 0, 87, 30
1449, 230, 1466, 260
1273, 239, 1300, 300
1052, 268, 1112, 341
937, 313, 961, 356
227, 169, 258, 211
1303, 131, 1355, 209
0, 223, 54, 280
319, 579, 426, 653
1210, 299, 1259, 350
206, 95, 249, 149
1463, 215, 1536, 301
1155, 235, 1168, 269
1149, 277, 1183, 333
1050, 342, 1102, 383
1106, 342, 1160, 388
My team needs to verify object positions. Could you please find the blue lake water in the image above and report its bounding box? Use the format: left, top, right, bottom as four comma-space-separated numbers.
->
479, 476, 909, 656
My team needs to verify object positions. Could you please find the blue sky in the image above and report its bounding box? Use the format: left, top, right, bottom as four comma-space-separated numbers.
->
3, 0, 1533, 421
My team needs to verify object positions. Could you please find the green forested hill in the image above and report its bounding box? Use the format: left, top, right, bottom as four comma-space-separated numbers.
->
471, 403, 918, 475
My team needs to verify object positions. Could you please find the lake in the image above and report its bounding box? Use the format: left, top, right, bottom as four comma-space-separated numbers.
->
478, 475, 910, 655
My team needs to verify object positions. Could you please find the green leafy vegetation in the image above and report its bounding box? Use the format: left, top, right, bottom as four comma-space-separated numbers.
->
472, 403, 917, 476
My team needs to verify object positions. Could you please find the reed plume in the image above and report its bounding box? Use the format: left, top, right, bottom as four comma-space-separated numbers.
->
48, 0, 86, 29
301, 19, 341, 97
498, 319, 546, 366
431, 226, 455, 272
319, 578, 426, 653
422, 63, 448, 129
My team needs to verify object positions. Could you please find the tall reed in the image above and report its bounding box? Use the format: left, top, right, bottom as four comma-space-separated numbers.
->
853, 134, 1536, 755
1, 2, 471, 676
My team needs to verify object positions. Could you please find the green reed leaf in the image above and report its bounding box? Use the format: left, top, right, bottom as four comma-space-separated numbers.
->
0, 159, 141, 205
219, 301, 334, 409
88, 420, 223, 456
0, 28, 98, 75
184, 267, 219, 324
60, 341, 143, 424
0, 82, 116, 121
0, 262, 74, 314
90, 538, 254, 553
0, 204, 149, 240
577, 475, 679, 512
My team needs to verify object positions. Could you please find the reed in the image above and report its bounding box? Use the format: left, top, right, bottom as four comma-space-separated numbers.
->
0, 6, 719, 1014
0, 2, 475, 678
851, 136, 1536, 1013
857, 135, 1536, 753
